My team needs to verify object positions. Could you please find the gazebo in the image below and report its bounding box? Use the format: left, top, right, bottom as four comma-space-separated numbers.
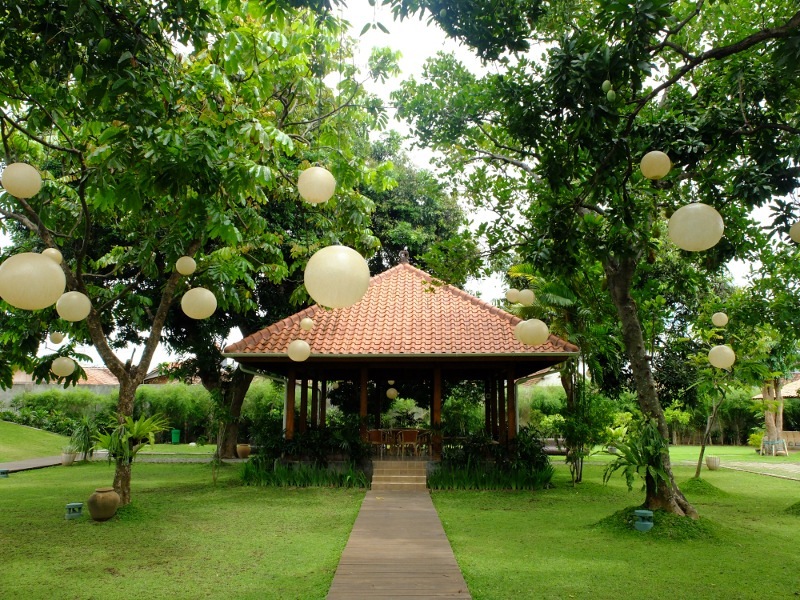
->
223, 259, 578, 457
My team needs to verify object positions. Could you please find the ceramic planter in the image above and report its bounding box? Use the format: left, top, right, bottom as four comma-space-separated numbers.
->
236, 444, 251, 459
87, 487, 120, 521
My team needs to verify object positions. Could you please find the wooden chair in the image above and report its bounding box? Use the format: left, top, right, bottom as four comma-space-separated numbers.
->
367, 429, 386, 458
397, 429, 419, 458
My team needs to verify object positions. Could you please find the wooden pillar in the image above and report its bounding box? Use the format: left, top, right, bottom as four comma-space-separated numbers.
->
498, 376, 507, 443
507, 372, 517, 441
490, 377, 498, 440
299, 377, 309, 433
319, 379, 327, 428
311, 378, 319, 429
484, 380, 492, 435
432, 367, 442, 458
359, 368, 368, 440
285, 369, 296, 439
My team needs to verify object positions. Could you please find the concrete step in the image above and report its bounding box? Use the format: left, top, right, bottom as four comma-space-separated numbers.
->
372, 475, 427, 485
373, 468, 427, 476
371, 482, 428, 491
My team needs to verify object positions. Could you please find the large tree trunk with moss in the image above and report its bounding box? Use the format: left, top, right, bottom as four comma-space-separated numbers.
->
112, 379, 139, 506
214, 369, 255, 459
605, 255, 698, 518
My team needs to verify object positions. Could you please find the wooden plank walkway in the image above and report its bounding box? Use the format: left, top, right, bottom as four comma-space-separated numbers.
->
327, 491, 471, 599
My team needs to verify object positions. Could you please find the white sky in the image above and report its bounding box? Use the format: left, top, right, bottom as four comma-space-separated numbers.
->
0, 5, 771, 367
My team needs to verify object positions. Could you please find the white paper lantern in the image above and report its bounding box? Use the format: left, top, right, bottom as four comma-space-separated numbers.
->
0, 252, 66, 310
42, 248, 63, 264
640, 151, 671, 180
1, 162, 42, 198
505, 289, 520, 303
668, 203, 724, 251
56, 291, 92, 321
388, 380, 395, 385
51, 356, 75, 377
287, 339, 311, 362
386, 387, 399, 400
331, 381, 340, 390
304, 245, 370, 308
514, 319, 550, 346
49, 331, 65, 344
181, 287, 217, 319
518, 289, 535, 306
708, 345, 735, 370
711, 312, 729, 327
297, 166, 336, 204
300, 317, 314, 331
176, 256, 197, 276
789, 221, 800, 243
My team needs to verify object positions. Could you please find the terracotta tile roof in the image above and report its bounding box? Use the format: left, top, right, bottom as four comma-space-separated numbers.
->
224, 263, 579, 358
12, 367, 118, 386
752, 373, 800, 399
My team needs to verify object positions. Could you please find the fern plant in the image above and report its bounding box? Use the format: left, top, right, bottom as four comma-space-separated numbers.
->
95, 414, 169, 464
602, 418, 670, 492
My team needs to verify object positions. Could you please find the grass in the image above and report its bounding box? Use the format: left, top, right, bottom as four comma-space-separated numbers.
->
584, 444, 800, 464
433, 464, 800, 599
140, 443, 216, 455
0, 462, 363, 599
0, 420, 68, 462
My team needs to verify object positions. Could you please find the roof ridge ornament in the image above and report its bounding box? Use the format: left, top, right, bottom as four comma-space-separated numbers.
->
399, 249, 410, 264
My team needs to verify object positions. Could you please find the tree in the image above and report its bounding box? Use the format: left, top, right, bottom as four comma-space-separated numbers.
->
391, 1, 800, 516
0, 1, 388, 501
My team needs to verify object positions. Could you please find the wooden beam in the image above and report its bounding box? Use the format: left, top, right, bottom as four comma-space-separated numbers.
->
311, 378, 319, 429
360, 368, 368, 440
432, 367, 442, 458
286, 368, 296, 439
489, 377, 498, 440
498, 376, 507, 443
484, 379, 491, 435
507, 372, 517, 441
299, 377, 309, 433
320, 379, 327, 428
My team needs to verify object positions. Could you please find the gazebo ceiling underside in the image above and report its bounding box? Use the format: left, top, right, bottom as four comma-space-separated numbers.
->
224, 262, 579, 380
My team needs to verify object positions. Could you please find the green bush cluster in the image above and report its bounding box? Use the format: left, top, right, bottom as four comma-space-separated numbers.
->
1, 389, 114, 436
134, 383, 213, 443
240, 462, 369, 488
433, 426, 554, 490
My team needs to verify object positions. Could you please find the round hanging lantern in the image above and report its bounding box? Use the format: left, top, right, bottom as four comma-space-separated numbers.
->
331, 381, 340, 390
514, 319, 550, 346
640, 151, 671, 180
300, 317, 314, 331
388, 380, 395, 385
0, 252, 66, 310
789, 221, 800, 243
51, 356, 75, 377
56, 291, 92, 321
297, 166, 336, 204
42, 248, 63, 264
708, 345, 735, 370
181, 287, 217, 319
49, 331, 65, 344
287, 339, 311, 362
386, 387, 399, 400
668, 203, 724, 252
304, 245, 370, 308
711, 312, 729, 327
1, 162, 43, 198
175, 256, 197, 276
518, 289, 535, 306
505, 289, 520, 303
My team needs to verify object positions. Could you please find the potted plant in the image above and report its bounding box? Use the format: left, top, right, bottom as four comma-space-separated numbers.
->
61, 444, 78, 466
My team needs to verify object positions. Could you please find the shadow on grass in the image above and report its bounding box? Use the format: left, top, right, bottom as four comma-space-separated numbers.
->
786, 500, 800, 516
593, 506, 720, 541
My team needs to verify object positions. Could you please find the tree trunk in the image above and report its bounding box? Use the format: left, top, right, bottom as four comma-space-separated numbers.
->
605, 256, 698, 518
215, 369, 255, 459
111, 378, 139, 506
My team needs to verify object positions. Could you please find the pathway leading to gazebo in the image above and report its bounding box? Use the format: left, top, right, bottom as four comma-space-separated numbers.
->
326, 491, 472, 599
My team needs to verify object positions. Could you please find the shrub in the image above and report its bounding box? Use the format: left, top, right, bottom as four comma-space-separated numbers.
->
748, 430, 764, 449
241, 462, 369, 488
440, 395, 482, 436
134, 383, 213, 442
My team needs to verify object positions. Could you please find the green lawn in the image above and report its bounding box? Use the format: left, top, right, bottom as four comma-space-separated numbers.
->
140, 442, 217, 455
584, 444, 800, 464
433, 464, 800, 599
0, 420, 68, 462
0, 463, 363, 599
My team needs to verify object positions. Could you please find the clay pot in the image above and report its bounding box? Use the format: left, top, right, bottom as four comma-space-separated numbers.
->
705, 456, 720, 471
87, 487, 120, 521
236, 444, 251, 459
